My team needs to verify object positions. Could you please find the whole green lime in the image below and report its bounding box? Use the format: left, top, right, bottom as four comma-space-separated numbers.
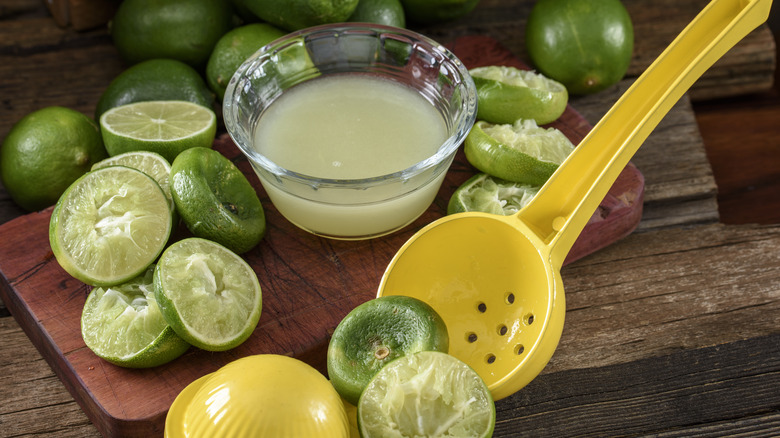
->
348, 0, 406, 28
525, 0, 634, 95
1, 107, 107, 211
206, 23, 287, 101
95, 59, 214, 120
110, 0, 234, 68
242, 0, 359, 31
400, 0, 479, 24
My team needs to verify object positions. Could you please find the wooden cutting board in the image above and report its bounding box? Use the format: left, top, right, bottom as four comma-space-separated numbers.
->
0, 35, 644, 437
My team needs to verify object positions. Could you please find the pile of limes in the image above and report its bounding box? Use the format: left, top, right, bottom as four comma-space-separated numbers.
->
47, 102, 267, 367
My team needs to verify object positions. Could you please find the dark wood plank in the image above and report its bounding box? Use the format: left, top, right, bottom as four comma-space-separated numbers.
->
495, 333, 780, 437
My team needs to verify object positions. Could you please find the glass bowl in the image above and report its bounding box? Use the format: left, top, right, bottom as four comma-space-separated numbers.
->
223, 23, 476, 240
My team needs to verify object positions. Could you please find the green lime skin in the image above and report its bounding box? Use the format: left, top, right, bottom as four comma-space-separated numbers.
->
170, 147, 265, 254
110, 0, 234, 68
400, 0, 479, 24
1, 106, 107, 212
525, 0, 634, 95
95, 59, 214, 120
470, 66, 568, 125
81, 265, 190, 368
206, 23, 287, 101
242, 0, 359, 31
327, 295, 449, 406
348, 0, 406, 28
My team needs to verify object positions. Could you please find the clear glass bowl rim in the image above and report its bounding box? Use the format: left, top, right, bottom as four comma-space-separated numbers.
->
223, 22, 477, 189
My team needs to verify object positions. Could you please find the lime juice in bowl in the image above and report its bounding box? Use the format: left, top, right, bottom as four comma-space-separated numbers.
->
223, 24, 476, 240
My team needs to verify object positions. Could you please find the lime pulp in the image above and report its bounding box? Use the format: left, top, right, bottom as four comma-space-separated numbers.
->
49, 165, 172, 286
153, 237, 262, 352
81, 265, 189, 368
357, 350, 496, 438
449, 172, 541, 215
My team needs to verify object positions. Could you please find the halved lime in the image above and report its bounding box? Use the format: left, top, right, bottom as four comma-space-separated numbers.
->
91, 151, 174, 214
470, 65, 568, 125
327, 295, 449, 406
170, 147, 265, 255
357, 350, 495, 438
81, 265, 189, 368
448, 172, 541, 215
465, 119, 574, 185
153, 237, 262, 352
99, 100, 217, 163
49, 166, 172, 286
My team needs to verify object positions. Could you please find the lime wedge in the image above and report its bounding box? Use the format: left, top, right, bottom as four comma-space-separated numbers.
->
465, 119, 574, 185
99, 100, 217, 163
470, 65, 568, 125
357, 351, 495, 438
49, 166, 172, 286
92, 151, 174, 214
449, 172, 540, 215
81, 265, 189, 368
327, 295, 449, 406
153, 237, 262, 351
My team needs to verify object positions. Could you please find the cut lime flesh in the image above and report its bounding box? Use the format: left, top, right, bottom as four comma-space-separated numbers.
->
49, 166, 172, 286
92, 151, 174, 212
449, 173, 541, 215
465, 119, 574, 185
154, 237, 262, 351
101, 100, 215, 141
358, 350, 495, 438
99, 100, 217, 162
81, 265, 189, 368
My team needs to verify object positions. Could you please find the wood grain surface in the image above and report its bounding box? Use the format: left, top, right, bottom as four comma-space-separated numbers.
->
1, 0, 778, 436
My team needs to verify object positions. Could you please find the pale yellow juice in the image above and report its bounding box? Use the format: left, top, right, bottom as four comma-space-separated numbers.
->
252, 74, 450, 238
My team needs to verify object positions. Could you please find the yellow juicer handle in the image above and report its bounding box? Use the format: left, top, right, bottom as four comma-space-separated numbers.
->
517, 0, 773, 268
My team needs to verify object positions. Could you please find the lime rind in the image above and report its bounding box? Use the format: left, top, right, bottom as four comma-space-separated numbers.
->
170, 147, 265, 255
81, 266, 189, 368
465, 119, 574, 185
470, 65, 568, 125
49, 166, 172, 286
449, 173, 541, 215
154, 237, 262, 352
357, 351, 495, 438
327, 295, 449, 406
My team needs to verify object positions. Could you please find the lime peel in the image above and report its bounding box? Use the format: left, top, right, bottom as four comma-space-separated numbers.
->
154, 237, 262, 352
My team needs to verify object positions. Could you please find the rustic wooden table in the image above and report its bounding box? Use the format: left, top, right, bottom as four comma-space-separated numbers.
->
2, 0, 779, 436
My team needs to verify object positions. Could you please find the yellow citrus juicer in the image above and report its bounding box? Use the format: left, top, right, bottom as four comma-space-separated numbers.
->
378, 0, 773, 401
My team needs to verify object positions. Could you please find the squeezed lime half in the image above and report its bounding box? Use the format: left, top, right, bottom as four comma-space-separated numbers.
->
327, 295, 449, 406
81, 265, 189, 368
154, 237, 262, 351
449, 172, 541, 215
49, 165, 172, 286
357, 350, 496, 438
470, 65, 568, 125
465, 119, 574, 185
